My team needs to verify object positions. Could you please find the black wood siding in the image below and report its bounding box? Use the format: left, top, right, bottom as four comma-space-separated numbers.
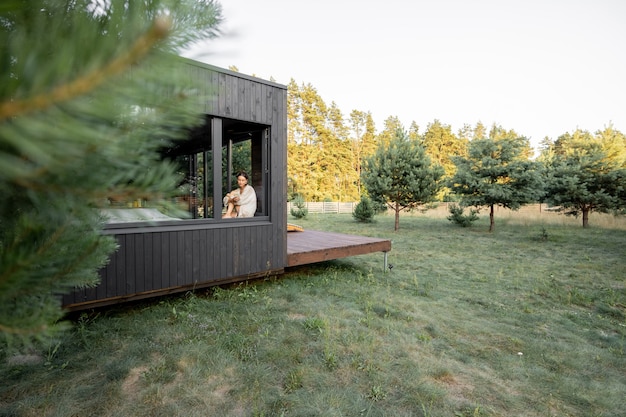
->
63, 59, 288, 309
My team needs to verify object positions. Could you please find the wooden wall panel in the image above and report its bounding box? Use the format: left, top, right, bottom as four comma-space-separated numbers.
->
63, 59, 288, 310
64, 223, 284, 308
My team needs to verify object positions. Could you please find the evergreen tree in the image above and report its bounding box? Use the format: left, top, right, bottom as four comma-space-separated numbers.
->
595, 123, 626, 167
376, 115, 404, 148
287, 81, 356, 201
349, 110, 377, 197
488, 123, 534, 158
407, 121, 421, 141
447, 204, 479, 227
287, 81, 326, 200
552, 129, 594, 157
473, 121, 487, 140
327, 102, 357, 201
362, 129, 444, 231
0, 0, 222, 345
457, 123, 474, 142
421, 119, 468, 184
537, 136, 555, 162
352, 196, 375, 223
543, 129, 626, 227
449, 137, 543, 232
290, 195, 308, 219
287, 80, 323, 200
488, 123, 518, 141
286, 79, 306, 199
421, 119, 470, 201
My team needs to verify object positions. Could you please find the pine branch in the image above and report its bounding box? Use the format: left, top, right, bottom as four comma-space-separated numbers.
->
45, 239, 102, 290
0, 220, 68, 291
0, 16, 172, 121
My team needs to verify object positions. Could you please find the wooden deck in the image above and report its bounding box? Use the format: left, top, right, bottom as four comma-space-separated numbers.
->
287, 230, 391, 267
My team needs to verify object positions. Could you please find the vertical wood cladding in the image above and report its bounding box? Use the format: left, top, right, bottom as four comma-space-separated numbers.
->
63, 59, 288, 309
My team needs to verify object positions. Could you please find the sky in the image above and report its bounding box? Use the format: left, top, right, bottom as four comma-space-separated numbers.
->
183, 0, 626, 150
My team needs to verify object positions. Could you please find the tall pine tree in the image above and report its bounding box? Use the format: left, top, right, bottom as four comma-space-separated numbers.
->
421, 119, 468, 200
349, 110, 377, 197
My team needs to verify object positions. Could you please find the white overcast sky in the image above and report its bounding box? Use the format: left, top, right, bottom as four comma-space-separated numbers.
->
183, 0, 626, 150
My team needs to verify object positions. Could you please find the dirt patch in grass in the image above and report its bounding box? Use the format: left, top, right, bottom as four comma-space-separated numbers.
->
435, 373, 476, 408
121, 366, 148, 401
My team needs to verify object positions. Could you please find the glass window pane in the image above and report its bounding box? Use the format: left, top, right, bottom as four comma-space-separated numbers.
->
102, 116, 269, 224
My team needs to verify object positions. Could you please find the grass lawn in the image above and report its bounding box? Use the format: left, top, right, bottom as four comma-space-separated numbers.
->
1, 209, 625, 417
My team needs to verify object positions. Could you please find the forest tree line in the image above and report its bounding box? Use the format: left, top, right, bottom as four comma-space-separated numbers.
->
286, 79, 626, 206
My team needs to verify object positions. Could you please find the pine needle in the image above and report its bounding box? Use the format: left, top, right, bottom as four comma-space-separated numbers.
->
0, 16, 171, 121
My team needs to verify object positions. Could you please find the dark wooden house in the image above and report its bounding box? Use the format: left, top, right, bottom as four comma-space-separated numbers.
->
63, 58, 390, 311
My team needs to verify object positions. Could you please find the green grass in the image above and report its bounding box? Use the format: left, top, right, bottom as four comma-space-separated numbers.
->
1, 211, 625, 417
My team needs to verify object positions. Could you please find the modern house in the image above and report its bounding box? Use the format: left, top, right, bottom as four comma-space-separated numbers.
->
63, 58, 390, 311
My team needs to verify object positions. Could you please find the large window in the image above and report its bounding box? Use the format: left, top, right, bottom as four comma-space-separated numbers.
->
103, 116, 269, 224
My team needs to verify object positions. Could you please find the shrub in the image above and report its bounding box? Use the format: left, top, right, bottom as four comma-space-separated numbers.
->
290, 195, 308, 219
447, 204, 479, 227
353, 196, 375, 223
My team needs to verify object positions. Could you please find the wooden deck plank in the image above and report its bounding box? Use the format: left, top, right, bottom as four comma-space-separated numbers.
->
287, 230, 391, 267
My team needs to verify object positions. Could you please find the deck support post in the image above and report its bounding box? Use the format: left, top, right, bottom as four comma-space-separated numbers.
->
383, 251, 388, 273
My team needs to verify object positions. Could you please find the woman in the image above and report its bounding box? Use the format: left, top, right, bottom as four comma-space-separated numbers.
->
222, 171, 257, 218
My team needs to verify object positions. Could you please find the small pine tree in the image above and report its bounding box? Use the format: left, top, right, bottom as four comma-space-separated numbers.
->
544, 137, 626, 228
362, 128, 444, 231
290, 195, 308, 219
353, 196, 375, 223
449, 137, 544, 232
447, 204, 479, 227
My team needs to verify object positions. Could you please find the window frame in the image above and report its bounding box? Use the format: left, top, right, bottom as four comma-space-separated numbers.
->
103, 115, 271, 229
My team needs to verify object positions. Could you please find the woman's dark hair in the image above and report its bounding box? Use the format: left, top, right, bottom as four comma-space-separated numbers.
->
236, 171, 249, 180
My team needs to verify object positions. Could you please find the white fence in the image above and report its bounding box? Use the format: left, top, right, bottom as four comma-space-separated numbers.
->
287, 201, 357, 214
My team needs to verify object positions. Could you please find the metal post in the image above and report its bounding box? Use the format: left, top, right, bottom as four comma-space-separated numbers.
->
383, 252, 388, 273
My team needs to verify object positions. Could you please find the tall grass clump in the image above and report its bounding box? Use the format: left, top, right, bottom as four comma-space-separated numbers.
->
2, 211, 625, 417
